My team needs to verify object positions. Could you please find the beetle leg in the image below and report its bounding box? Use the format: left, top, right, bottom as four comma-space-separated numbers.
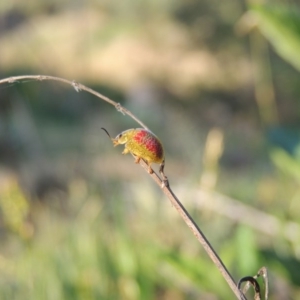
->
122, 147, 130, 155
141, 160, 154, 174
147, 163, 154, 174
134, 156, 141, 164
159, 160, 169, 187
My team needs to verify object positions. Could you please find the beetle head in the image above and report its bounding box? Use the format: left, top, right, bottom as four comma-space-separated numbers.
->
114, 131, 129, 145
101, 128, 133, 146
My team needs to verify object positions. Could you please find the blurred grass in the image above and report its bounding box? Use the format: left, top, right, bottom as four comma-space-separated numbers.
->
251, 4, 300, 72
1, 169, 300, 299
0, 179, 236, 300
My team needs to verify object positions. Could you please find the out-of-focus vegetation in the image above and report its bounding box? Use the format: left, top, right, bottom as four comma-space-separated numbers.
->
251, 4, 300, 72
1, 0, 300, 299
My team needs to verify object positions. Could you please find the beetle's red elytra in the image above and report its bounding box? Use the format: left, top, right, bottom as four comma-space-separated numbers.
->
102, 128, 169, 187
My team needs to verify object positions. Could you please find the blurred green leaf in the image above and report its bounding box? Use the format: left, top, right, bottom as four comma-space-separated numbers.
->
251, 4, 300, 71
270, 148, 300, 181
161, 249, 232, 298
235, 226, 259, 275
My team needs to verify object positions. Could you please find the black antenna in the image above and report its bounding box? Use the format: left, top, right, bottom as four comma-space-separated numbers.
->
101, 127, 112, 139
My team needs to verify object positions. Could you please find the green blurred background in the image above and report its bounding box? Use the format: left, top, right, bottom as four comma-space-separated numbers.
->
1, 0, 300, 299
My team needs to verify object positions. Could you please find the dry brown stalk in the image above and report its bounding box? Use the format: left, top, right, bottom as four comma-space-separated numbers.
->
0, 74, 247, 300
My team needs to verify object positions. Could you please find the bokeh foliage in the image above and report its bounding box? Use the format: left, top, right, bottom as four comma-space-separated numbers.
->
1, 0, 300, 299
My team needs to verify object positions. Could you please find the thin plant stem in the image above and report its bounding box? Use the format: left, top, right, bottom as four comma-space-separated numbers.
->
0, 74, 247, 300
0, 75, 149, 129
138, 159, 247, 300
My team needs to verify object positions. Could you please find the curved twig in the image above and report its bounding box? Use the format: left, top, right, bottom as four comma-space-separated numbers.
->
0, 75, 149, 129
238, 276, 261, 300
238, 267, 268, 300
0, 74, 247, 300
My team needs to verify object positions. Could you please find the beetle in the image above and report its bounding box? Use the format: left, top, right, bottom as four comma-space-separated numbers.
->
102, 128, 169, 187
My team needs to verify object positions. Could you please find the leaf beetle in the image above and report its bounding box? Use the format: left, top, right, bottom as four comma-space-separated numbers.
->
102, 128, 169, 187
